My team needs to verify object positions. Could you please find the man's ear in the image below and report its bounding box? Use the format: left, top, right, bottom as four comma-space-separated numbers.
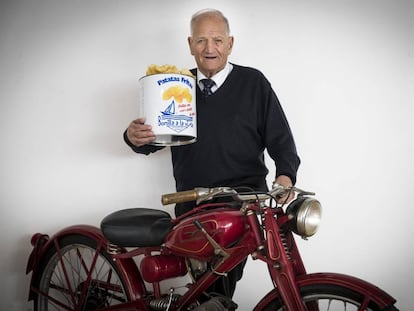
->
228, 36, 234, 53
188, 36, 195, 55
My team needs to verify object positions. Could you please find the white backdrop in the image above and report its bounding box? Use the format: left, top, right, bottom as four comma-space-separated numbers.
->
0, 0, 412, 310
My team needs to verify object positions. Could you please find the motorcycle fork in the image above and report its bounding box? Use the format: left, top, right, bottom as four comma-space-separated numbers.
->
262, 207, 308, 311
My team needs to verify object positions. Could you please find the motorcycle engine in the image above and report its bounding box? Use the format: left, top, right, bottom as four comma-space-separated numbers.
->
192, 294, 238, 311
188, 258, 208, 279
149, 293, 237, 311
186, 260, 238, 310
146, 258, 236, 310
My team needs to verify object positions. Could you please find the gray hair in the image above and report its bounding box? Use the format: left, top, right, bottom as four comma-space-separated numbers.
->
190, 9, 231, 36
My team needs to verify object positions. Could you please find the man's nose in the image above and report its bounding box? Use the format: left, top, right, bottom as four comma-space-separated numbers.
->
205, 39, 215, 52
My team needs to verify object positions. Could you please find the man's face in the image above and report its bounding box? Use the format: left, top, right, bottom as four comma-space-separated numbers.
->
188, 15, 234, 78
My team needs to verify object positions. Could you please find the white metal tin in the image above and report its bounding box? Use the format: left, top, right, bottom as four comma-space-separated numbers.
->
139, 73, 197, 146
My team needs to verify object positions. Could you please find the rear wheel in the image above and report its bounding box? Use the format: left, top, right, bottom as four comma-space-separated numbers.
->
261, 284, 398, 310
34, 235, 129, 311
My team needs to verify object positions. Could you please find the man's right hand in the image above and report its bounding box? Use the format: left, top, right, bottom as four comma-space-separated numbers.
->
126, 117, 156, 147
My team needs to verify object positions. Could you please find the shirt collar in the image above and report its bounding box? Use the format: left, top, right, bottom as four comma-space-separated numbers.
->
197, 63, 233, 91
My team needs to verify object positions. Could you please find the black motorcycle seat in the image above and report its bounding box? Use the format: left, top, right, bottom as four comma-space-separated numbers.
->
100, 208, 173, 247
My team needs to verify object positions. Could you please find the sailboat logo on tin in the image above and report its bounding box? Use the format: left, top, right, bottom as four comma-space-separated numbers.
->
158, 85, 194, 133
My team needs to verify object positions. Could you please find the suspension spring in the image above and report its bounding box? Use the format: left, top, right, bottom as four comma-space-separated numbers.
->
149, 294, 181, 310
106, 243, 121, 255
279, 231, 292, 261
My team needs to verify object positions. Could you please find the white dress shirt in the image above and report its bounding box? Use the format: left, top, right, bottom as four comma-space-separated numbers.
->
197, 63, 233, 94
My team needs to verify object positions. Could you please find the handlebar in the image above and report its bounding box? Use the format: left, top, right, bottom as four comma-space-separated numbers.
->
161, 189, 199, 205
161, 184, 314, 206
161, 187, 228, 206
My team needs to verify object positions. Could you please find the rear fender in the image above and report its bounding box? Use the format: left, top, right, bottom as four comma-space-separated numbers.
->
26, 225, 104, 275
26, 225, 145, 301
254, 272, 397, 310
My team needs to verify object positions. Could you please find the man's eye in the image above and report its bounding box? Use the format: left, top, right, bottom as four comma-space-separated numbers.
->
214, 39, 223, 44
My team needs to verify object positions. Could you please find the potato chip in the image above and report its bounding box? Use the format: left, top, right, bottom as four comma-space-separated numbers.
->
179, 69, 194, 77
146, 64, 194, 77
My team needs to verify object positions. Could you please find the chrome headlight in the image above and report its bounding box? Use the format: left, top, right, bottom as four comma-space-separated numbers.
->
286, 196, 322, 238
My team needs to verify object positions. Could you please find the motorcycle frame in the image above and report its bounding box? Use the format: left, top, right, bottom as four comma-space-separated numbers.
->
27, 201, 396, 310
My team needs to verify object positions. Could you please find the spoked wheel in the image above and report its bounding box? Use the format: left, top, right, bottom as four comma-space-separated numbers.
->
262, 284, 398, 311
34, 235, 129, 311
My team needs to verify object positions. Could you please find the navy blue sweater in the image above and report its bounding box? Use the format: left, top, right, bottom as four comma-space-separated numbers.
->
125, 64, 300, 193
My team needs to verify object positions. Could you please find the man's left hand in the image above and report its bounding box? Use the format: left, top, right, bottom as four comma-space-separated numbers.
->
273, 175, 294, 204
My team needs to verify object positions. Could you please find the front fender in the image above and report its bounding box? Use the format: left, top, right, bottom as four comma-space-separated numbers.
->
254, 272, 397, 310
26, 225, 145, 301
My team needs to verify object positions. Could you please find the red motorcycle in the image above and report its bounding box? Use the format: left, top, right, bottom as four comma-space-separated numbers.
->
26, 185, 398, 310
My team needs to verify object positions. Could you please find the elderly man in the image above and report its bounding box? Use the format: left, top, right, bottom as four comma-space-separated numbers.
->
124, 8, 300, 301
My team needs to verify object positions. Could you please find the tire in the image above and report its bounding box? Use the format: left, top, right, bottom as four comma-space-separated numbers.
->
261, 284, 399, 311
34, 234, 130, 311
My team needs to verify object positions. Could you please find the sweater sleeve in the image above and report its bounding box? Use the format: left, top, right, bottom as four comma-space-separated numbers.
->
123, 129, 164, 155
263, 85, 300, 185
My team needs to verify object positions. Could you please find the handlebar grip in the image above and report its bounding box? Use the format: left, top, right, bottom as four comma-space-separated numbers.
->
161, 190, 199, 205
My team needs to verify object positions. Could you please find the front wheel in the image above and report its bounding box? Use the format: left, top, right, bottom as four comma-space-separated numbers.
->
34, 234, 130, 311
261, 284, 398, 311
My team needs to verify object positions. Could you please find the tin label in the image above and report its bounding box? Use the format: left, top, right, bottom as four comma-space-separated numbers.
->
140, 74, 197, 144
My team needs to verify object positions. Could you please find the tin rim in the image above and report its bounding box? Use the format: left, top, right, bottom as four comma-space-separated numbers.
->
150, 135, 197, 146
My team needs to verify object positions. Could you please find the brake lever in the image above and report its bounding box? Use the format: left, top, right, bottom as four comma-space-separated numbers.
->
291, 186, 315, 196
271, 184, 315, 199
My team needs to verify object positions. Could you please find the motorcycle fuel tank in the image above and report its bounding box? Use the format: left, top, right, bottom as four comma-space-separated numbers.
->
164, 208, 248, 260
